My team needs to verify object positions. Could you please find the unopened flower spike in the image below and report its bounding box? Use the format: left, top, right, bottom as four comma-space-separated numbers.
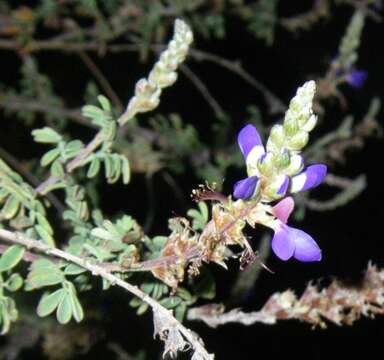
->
119, 19, 193, 126
233, 81, 327, 263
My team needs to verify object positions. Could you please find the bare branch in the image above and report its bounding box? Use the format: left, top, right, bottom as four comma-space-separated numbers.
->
188, 263, 384, 328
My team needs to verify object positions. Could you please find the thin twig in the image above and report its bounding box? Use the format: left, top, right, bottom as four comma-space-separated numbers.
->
0, 37, 285, 114
0, 228, 213, 359
0, 94, 95, 128
78, 51, 124, 112
179, 64, 225, 118
189, 48, 287, 114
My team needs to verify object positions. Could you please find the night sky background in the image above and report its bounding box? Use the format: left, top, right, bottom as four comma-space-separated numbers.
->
1, 1, 384, 359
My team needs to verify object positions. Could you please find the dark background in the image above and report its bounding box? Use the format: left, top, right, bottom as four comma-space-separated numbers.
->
1, 1, 384, 359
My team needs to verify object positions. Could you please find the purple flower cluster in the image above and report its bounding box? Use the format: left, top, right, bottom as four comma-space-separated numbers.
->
234, 124, 327, 262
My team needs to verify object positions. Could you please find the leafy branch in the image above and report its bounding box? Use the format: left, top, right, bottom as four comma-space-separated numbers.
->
0, 228, 213, 359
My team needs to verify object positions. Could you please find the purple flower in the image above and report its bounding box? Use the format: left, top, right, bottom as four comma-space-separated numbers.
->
237, 124, 264, 160
272, 196, 294, 223
271, 221, 322, 262
346, 70, 368, 89
233, 124, 327, 199
271, 197, 321, 262
233, 124, 325, 262
233, 124, 265, 200
233, 176, 259, 200
290, 164, 327, 193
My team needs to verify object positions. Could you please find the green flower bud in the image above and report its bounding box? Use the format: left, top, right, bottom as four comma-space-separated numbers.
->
262, 174, 289, 201
287, 131, 309, 151
257, 152, 274, 177
302, 114, 317, 132
267, 125, 285, 151
284, 154, 304, 176
273, 149, 290, 169
283, 115, 299, 137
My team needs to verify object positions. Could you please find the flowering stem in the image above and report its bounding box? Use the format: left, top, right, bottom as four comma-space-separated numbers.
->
0, 228, 213, 359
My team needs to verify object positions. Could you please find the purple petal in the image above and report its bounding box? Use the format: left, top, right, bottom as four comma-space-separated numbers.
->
291, 164, 327, 193
233, 176, 259, 200
272, 197, 295, 224
271, 223, 295, 261
271, 222, 322, 262
346, 70, 367, 89
238, 124, 263, 160
291, 228, 322, 262
277, 175, 290, 195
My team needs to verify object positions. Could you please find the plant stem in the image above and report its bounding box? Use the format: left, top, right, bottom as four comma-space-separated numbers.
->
0, 228, 213, 359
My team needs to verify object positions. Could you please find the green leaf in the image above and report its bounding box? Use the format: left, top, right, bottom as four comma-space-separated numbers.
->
160, 297, 182, 309
0, 189, 9, 203
87, 157, 101, 178
64, 140, 84, 159
0, 245, 25, 272
67, 282, 84, 322
174, 303, 187, 322
0, 297, 18, 334
136, 302, 149, 315
91, 227, 116, 242
26, 259, 64, 290
32, 127, 62, 144
5, 273, 23, 292
37, 289, 66, 317
51, 160, 65, 177
104, 155, 113, 179
198, 201, 209, 222
110, 154, 121, 183
64, 264, 86, 275
98, 95, 111, 112
41, 148, 61, 167
82, 105, 107, 127
1, 196, 20, 220
121, 156, 131, 184
36, 213, 53, 236
35, 224, 55, 246
56, 291, 72, 324
176, 287, 193, 302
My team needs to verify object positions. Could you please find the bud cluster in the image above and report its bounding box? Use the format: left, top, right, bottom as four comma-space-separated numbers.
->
259, 81, 317, 201
119, 19, 193, 126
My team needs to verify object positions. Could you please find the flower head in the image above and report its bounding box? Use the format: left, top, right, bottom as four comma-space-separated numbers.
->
232, 81, 326, 263
233, 124, 327, 200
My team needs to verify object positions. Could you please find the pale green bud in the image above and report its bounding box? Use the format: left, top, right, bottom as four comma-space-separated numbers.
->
267, 124, 285, 151
262, 174, 289, 201
284, 154, 304, 176
120, 19, 193, 126
273, 149, 290, 169
283, 115, 299, 137
302, 114, 317, 132
287, 131, 309, 151
257, 152, 274, 176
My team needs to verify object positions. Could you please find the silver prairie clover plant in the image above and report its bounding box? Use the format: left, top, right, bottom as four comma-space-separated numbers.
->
233, 81, 327, 262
